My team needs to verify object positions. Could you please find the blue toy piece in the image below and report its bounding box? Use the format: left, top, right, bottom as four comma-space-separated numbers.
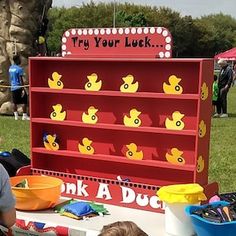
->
0, 151, 11, 157
63, 202, 95, 217
185, 201, 236, 236
117, 175, 131, 182
0, 149, 30, 177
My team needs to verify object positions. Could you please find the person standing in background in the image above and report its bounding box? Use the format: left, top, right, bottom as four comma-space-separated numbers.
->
232, 61, 236, 86
212, 74, 219, 116
214, 59, 233, 118
9, 55, 29, 120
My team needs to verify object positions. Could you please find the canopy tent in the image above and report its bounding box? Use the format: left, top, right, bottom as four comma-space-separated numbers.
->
214, 47, 236, 61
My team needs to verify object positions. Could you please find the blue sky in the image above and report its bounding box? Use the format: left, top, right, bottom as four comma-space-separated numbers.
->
53, 0, 236, 18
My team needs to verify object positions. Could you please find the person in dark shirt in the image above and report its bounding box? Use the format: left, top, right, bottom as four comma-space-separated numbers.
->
233, 61, 236, 86
214, 59, 233, 118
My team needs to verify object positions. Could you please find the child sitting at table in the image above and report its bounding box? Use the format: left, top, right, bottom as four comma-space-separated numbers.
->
0, 137, 16, 228
98, 221, 148, 236
0, 163, 16, 228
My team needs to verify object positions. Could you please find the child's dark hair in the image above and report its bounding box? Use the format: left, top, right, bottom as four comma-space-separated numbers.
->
98, 221, 148, 236
214, 74, 218, 81
13, 54, 21, 65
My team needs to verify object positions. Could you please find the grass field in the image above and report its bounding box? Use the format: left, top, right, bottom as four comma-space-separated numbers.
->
0, 87, 235, 192
0, 115, 30, 156
209, 86, 236, 192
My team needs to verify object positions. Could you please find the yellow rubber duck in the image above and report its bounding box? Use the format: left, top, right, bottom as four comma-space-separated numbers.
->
165, 111, 185, 130
43, 134, 59, 151
123, 108, 141, 127
78, 137, 95, 155
197, 156, 204, 173
82, 106, 98, 124
126, 143, 143, 160
48, 72, 64, 89
163, 75, 183, 94
199, 120, 206, 138
85, 73, 102, 91
50, 104, 66, 121
165, 148, 185, 165
120, 74, 139, 93
201, 82, 208, 100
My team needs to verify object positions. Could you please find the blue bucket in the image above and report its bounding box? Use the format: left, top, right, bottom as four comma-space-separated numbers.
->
185, 201, 236, 236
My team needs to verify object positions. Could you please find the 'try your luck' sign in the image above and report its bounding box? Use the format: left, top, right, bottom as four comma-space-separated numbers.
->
61, 27, 172, 58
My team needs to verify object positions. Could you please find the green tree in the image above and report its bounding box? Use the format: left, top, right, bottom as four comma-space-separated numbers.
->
116, 10, 147, 27
193, 13, 236, 57
46, 2, 236, 57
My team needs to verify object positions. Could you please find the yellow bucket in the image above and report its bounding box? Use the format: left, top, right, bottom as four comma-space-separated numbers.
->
157, 183, 207, 204
157, 184, 207, 236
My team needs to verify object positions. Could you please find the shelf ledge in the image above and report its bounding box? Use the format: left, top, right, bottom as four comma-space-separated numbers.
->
32, 147, 196, 172
31, 87, 199, 100
32, 118, 197, 136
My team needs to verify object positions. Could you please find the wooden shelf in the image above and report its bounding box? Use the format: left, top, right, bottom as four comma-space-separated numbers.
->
29, 56, 213, 201
32, 147, 195, 172
32, 118, 197, 136
31, 87, 199, 100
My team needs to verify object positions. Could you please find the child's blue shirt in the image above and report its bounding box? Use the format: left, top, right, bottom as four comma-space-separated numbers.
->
9, 64, 23, 91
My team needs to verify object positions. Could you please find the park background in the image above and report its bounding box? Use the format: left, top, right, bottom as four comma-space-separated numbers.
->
0, 1, 236, 193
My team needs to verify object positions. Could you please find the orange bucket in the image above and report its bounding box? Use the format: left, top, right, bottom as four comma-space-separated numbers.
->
10, 175, 63, 211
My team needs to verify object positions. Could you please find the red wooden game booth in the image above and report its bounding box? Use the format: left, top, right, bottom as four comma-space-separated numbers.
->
27, 27, 217, 214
